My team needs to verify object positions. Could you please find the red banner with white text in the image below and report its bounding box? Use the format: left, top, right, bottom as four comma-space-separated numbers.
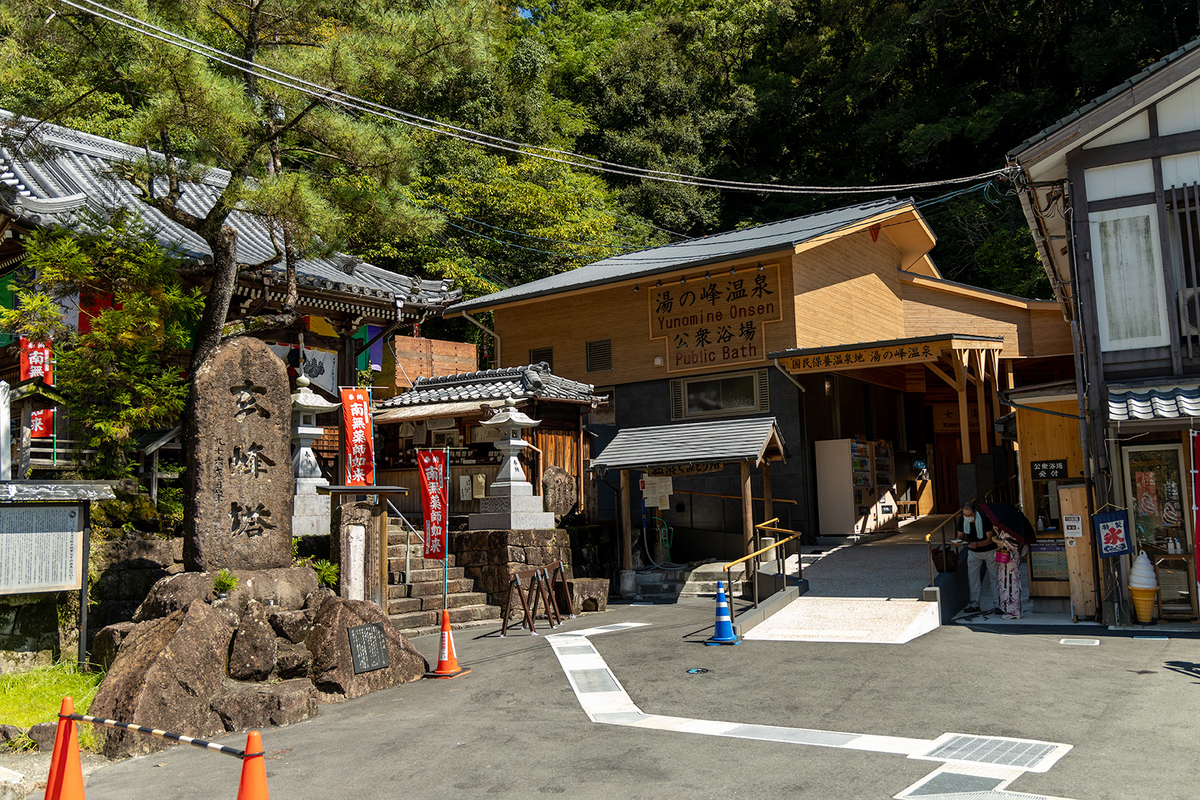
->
19, 337, 54, 438
340, 389, 374, 486
418, 450, 448, 561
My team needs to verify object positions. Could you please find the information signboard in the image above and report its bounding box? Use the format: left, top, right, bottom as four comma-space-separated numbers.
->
347, 622, 391, 674
1030, 539, 1068, 581
0, 504, 83, 594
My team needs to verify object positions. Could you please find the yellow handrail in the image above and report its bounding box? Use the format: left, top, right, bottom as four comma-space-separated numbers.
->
724, 530, 802, 571
672, 489, 799, 506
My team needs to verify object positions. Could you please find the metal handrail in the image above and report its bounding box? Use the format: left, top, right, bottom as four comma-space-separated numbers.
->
674, 489, 798, 505
672, 489, 796, 534
387, 499, 424, 579
724, 518, 804, 610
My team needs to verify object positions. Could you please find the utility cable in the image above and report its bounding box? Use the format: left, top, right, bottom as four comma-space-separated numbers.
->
54, 0, 1013, 196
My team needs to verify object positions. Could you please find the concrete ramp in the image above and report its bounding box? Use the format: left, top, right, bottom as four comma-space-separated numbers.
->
743, 596, 940, 644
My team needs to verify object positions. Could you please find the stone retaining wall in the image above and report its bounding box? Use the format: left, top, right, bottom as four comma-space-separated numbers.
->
449, 529, 572, 606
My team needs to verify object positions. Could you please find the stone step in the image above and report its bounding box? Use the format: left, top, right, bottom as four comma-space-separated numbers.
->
388, 604, 502, 636
634, 569, 690, 584
679, 580, 747, 596
388, 554, 456, 572
390, 566, 466, 584
406, 578, 475, 597
632, 583, 682, 596
386, 593, 489, 615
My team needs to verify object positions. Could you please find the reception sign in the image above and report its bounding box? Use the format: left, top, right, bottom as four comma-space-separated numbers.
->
650, 265, 782, 372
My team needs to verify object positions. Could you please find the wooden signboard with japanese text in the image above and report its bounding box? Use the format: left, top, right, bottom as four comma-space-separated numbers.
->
650, 265, 782, 373
785, 340, 942, 375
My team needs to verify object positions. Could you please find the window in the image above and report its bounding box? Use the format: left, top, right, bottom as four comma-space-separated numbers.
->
670, 369, 769, 420
1090, 205, 1170, 351
529, 347, 553, 371
585, 339, 612, 373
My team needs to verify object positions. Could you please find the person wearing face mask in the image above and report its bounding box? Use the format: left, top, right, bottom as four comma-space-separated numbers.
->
956, 500, 996, 614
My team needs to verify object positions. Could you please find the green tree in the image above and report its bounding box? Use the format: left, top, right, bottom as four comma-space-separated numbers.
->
0, 214, 203, 476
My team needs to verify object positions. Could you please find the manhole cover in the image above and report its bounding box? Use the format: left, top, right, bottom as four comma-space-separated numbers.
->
686, 668, 709, 674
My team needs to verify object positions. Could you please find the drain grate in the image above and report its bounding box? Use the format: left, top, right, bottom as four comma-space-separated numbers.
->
919, 735, 1058, 770
1059, 638, 1100, 646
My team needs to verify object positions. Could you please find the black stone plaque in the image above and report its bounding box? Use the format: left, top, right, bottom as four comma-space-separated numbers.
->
347, 622, 390, 674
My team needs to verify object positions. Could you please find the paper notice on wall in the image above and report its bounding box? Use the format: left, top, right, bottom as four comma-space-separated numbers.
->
460, 474, 472, 502
642, 476, 674, 509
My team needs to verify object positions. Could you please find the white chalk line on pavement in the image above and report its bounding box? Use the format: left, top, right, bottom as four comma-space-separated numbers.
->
546, 623, 1076, 800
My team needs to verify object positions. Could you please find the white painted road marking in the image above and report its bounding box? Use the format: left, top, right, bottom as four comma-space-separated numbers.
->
547, 623, 1077, 800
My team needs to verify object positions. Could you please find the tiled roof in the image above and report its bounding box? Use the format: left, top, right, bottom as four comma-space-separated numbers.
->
1009, 37, 1200, 158
449, 197, 912, 313
377, 362, 600, 408
590, 417, 786, 473
1108, 384, 1200, 422
0, 112, 460, 312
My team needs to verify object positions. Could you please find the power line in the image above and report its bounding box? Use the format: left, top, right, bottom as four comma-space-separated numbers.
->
53, 0, 1012, 197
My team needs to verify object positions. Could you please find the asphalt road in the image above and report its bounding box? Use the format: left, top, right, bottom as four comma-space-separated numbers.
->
46, 599, 1200, 799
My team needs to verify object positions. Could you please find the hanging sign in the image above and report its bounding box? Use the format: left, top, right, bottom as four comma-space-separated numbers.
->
340, 389, 375, 486
649, 264, 782, 372
19, 337, 54, 439
418, 450, 448, 561
1094, 510, 1134, 558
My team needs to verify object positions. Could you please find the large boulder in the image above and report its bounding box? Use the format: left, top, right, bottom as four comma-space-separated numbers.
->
210, 680, 318, 732
134, 568, 318, 622
90, 621, 135, 671
228, 601, 276, 681
306, 596, 428, 701
89, 600, 233, 758
184, 336, 294, 572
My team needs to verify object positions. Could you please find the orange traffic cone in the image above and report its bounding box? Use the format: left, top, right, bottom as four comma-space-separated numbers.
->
44, 696, 85, 800
236, 731, 269, 800
423, 609, 471, 679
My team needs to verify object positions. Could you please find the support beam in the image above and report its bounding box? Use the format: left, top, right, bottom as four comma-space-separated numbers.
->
762, 461, 773, 528
991, 351, 1004, 447
619, 470, 633, 572
19, 400, 31, 477
974, 351, 990, 455
952, 353, 971, 463
740, 460, 755, 579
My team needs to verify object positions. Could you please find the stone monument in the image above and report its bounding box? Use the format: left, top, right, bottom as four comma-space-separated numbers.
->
184, 337, 294, 572
468, 398, 555, 530
290, 376, 340, 537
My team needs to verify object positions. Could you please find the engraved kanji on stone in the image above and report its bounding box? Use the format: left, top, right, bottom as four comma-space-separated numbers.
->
231, 380, 271, 421
230, 501, 276, 537
229, 443, 274, 478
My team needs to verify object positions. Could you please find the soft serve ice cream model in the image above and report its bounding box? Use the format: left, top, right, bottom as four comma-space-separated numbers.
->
1128, 551, 1159, 623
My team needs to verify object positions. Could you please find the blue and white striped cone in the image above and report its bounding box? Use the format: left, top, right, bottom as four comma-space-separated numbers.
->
705, 580, 742, 645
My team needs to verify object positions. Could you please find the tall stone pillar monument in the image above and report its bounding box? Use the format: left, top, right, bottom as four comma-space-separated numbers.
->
184, 337, 294, 571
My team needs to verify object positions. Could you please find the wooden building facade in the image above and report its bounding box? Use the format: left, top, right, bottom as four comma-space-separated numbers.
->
1011, 38, 1200, 623
449, 198, 1073, 569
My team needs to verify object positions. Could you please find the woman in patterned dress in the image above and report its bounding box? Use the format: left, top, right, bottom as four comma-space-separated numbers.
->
993, 528, 1022, 619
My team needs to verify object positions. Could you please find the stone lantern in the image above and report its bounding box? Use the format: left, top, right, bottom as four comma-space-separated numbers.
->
291, 375, 341, 536
469, 397, 556, 530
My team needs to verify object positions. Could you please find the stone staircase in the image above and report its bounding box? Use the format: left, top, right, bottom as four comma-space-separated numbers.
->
385, 528, 502, 638
678, 562, 748, 598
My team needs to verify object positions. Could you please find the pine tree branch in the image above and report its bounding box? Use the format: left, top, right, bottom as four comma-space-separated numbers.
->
221, 311, 300, 340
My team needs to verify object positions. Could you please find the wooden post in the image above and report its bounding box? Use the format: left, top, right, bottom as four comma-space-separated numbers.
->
762, 461, 773, 527
953, 353, 971, 463
974, 350, 990, 455
1057, 484, 1097, 619
619, 470, 633, 571
150, 450, 160, 504
991, 351, 1004, 447
740, 460, 755, 578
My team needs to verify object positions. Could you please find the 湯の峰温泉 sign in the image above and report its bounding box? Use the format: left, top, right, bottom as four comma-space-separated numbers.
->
650, 265, 782, 372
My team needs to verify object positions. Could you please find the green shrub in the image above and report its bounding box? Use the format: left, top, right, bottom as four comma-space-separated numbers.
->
311, 559, 339, 588
213, 569, 239, 594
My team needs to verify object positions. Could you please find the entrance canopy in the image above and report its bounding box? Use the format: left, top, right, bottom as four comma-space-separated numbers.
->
590, 417, 786, 475
771, 333, 1005, 464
